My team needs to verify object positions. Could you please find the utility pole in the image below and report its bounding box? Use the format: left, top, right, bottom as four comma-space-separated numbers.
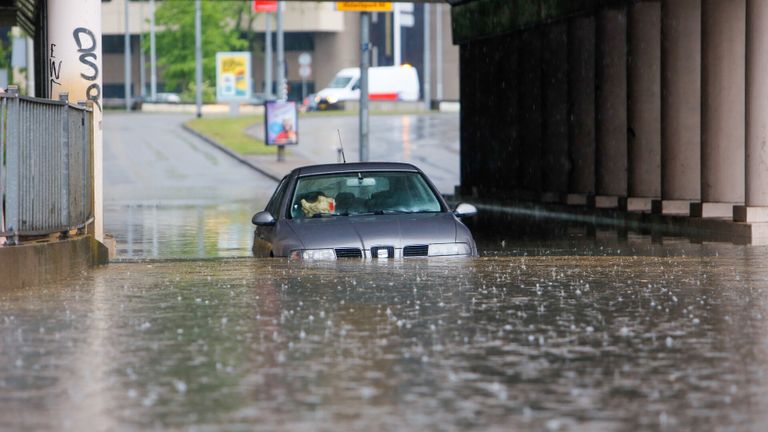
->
276, 1, 286, 161
195, 0, 202, 118
423, 3, 431, 111
436, 3, 443, 100
150, 0, 157, 101
265, 13, 273, 98
139, 1, 145, 99
124, 0, 131, 111
393, 3, 401, 66
360, 12, 370, 162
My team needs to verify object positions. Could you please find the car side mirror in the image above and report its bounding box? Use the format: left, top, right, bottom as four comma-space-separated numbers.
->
252, 211, 276, 226
453, 203, 478, 218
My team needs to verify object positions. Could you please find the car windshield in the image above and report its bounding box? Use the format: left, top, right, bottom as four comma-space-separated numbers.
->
327, 76, 353, 89
289, 171, 443, 218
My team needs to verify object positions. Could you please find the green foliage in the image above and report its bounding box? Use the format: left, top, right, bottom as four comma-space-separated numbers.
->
150, 0, 248, 92
181, 80, 216, 103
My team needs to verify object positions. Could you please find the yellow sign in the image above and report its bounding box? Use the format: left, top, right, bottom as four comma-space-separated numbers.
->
336, 2, 393, 12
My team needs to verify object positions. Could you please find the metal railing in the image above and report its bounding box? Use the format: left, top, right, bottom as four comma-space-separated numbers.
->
0, 87, 94, 245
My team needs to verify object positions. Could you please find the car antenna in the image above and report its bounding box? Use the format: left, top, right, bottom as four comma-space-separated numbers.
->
336, 129, 347, 163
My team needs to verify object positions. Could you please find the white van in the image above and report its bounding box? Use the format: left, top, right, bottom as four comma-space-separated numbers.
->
314, 65, 420, 110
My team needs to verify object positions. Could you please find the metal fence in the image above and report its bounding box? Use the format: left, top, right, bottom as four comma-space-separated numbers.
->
0, 87, 94, 245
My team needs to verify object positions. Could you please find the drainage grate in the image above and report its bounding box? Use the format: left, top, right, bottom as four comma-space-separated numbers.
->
403, 245, 429, 257
335, 248, 363, 258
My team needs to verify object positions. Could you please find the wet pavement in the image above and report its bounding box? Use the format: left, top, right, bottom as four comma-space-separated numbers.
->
102, 112, 275, 260
251, 113, 461, 195
3, 243, 768, 430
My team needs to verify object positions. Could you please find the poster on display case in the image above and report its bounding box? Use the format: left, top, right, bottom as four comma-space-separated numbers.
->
265, 101, 299, 146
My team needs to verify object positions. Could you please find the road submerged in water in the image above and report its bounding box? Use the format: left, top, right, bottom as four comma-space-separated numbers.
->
2, 239, 768, 431
4, 112, 767, 430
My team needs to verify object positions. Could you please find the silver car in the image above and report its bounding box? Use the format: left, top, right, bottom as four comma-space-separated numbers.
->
252, 162, 478, 259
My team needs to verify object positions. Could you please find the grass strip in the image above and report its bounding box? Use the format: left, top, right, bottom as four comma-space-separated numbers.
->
185, 116, 275, 155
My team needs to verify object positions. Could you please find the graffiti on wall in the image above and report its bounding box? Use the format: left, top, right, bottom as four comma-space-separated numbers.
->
73, 27, 101, 112
48, 26, 102, 112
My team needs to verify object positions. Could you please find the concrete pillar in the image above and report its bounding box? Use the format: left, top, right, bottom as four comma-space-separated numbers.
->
735, 0, 768, 223
542, 22, 569, 202
595, 6, 628, 208
459, 44, 478, 196
627, 2, 661, 212
567, 15, 596, 206
693, 0, 746, 218
517, 29, 542, 198
48, 0, 103, 242
654, 0, 701, 216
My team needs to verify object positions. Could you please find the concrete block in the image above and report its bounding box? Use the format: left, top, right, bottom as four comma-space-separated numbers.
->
0, 236, 108, 290
690, 202, 736, 218
565, 193, 594, 206
733, 206, 768, 223
595, 195, 625, 209
651, 199, 692, 215
626, 197, 655, 212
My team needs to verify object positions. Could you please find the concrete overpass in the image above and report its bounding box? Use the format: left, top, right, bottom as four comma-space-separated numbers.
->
452, 0, 768, 243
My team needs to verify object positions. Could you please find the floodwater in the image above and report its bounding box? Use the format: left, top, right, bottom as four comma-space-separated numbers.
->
2, 240, 768, 430
7, 111, 768, 429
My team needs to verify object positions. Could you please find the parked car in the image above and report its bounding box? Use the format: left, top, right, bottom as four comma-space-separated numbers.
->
252, 162, 478, 259
154, 92, 181, 103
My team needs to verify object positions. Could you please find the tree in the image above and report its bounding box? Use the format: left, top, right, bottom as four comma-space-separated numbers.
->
150, 0, 248, 93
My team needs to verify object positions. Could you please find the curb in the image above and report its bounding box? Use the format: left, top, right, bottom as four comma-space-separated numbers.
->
181, 123, 281, 182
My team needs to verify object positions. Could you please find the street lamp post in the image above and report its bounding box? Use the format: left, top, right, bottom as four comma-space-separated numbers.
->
360, 12, 370, 162
195, 0, 202, 118
124, 0, 131, 111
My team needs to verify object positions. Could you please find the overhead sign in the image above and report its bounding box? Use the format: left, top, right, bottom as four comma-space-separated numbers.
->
336, 2, 393, 12
215, 52, 252, 102
253, 0, 278, 12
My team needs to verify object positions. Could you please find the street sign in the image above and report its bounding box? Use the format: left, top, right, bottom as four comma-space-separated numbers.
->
336, 2, 393, 12
299, 65, 311, 79
298, 52, 312, 66
398, 2, 415, 28
253, 0, 277, 13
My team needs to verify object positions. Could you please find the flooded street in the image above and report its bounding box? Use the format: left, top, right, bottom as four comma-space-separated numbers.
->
5, 112, 768, 430
3, 245, 768, 430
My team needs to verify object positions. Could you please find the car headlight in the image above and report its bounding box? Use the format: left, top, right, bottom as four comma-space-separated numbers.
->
291, 249, 337, 260
428, 243, 471, 257
326, 96, 338, 104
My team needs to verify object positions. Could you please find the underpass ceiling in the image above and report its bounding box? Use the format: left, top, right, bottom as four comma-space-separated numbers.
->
451, 0, 628, 44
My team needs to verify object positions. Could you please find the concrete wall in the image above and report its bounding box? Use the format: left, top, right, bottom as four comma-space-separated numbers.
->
0, 236, 108, 291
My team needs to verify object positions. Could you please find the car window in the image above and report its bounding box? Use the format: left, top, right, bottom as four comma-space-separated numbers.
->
289, 171, 442, 218
328, 76, 353, 89
266, 176, 289, 217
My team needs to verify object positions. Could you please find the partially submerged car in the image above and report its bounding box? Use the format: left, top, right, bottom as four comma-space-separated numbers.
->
252, 162, 478, 259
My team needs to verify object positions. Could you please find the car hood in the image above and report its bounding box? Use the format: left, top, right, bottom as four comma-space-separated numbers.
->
287, 212, 458, 250
316, 88, 353, 100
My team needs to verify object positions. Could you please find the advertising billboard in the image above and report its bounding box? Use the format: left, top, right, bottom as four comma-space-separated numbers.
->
215, 52, 251, 102
265, 101, 298, 146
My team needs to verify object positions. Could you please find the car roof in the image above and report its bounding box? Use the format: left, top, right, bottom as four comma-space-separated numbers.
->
292, 162, 422, 177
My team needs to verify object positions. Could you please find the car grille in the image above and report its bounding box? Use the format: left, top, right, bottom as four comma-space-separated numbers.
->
403, 245, 429, 257
335, 248, 363, 258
